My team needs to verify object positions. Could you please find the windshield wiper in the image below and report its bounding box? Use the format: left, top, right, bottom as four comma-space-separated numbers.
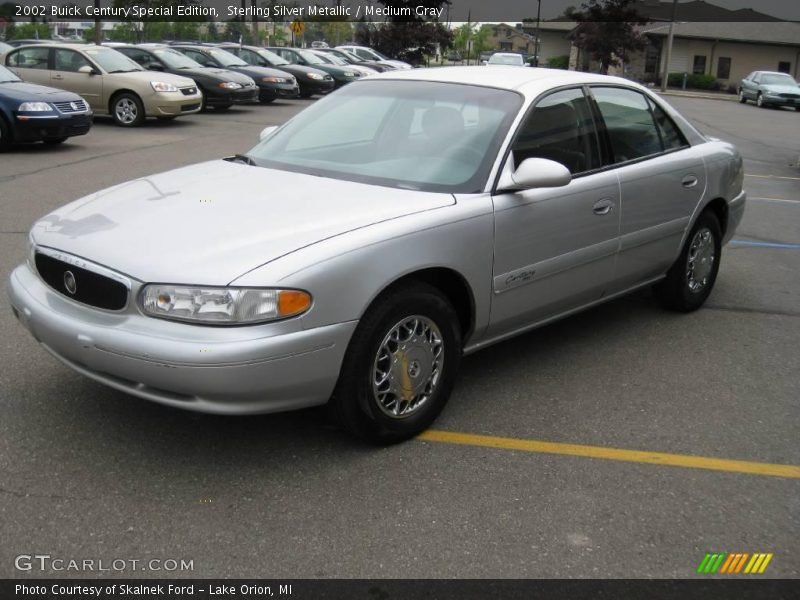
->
226, 154, 257, 166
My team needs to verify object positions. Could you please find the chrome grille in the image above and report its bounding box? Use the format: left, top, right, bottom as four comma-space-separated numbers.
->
53, 100, 88, 114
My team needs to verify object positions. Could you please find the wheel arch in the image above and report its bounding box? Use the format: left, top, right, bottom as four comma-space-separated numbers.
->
370, 267, 476, 344
108, 88, 142, 114
704, 197, 729, 238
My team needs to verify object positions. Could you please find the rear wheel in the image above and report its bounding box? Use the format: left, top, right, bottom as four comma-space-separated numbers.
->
331, 282, 462, 444
111, 92, 145, 127
654, 211, 722, 312
260, 98, 275, 104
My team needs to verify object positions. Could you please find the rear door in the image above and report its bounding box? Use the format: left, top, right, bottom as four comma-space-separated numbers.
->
488, 86, 621, 338
589, 86, 706, 290
51, 48, 102, 108
6, 46, 52, 86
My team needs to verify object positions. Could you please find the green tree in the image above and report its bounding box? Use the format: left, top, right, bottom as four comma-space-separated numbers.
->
453, 23, 492, 62
566, 0, 647, 74
12, 22, 50, 40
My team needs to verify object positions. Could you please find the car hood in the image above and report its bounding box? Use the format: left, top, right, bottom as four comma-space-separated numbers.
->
110, 70, 196, 87
269, 64, 328, 78
173, 67, 253, 85
0, 81, 82, 102
31, 160, 455, 285
762, 84, 800, 94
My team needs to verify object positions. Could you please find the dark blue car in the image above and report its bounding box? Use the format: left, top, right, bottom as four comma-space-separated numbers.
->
0, 64, 93, 151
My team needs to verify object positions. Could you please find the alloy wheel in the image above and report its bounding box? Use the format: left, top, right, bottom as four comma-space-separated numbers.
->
686, 227, 716, 293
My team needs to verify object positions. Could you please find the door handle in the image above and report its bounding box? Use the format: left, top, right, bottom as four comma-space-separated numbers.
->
592, 198, 614, 215
52, 74, 63, 80
682, 174, 698, 188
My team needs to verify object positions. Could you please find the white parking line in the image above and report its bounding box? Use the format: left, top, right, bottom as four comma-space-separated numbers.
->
748, 197, 800, 204
745, 174, 800, 181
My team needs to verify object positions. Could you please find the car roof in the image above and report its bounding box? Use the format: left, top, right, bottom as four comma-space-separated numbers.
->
367, 66, 637, 93
755, 70, 793, 76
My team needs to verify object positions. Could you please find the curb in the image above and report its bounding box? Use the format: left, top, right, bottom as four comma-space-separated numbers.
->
657, 91, 738, 102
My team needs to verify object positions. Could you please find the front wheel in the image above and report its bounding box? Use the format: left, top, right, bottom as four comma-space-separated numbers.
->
654, 211, 721, 312
0, 117, 13, 151
331, 282, 462, 444
756, 93, 765, 108
111, 92, 145, 127
738, 89, 747, 103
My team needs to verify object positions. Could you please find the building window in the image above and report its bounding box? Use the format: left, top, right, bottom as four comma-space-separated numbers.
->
777, 61, 791, 74
716, 57, 731, 80
644, 45, 660, 74
692, 55, 707, 74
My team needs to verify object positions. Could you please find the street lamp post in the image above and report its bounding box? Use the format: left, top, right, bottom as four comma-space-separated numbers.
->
660, 0, 679, 92
533, 0, 542, 66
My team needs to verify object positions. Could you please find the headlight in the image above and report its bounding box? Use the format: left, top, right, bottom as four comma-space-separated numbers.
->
26, 232, 36, 271
18, 102, 52, 112
140, 285, 312, 325
307, 72, 324, 80
151, 81, 178, 92
218, 81, 243, 90
262, 76, 287, 83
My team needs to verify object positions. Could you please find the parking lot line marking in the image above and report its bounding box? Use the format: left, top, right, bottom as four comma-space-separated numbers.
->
730, 239, 800, 250
748, 197, 800, 204
745, 174, 800, 181
417, 430, 800, 479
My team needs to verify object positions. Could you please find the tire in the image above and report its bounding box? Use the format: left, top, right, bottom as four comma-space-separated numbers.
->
331, 282, 462, 444
0, 116, 12, 151
299, 91, 313, 99
654, 211, 722, 312
795, 106, 800, 112
111, 92, 145, 127
737, 89, 747, 103
44, 137, 68, 145
756, 92, 765, 108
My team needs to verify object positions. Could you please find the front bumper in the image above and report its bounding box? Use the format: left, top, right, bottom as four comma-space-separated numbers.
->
299, 78, 335, 96
8, 263, 357, 415
258, 82, 300, 101
148, 90, 203, 117
204, 86, 259, 106
763, 95, 799, 107
14, 113, 93, 142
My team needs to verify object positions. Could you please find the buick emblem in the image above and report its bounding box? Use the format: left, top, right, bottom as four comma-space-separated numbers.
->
63, 270, 77, 295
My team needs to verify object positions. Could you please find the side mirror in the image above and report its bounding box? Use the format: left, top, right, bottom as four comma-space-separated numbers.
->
259, 125, 278, 141
497, 157, 572, 191
78, 65, 96, 75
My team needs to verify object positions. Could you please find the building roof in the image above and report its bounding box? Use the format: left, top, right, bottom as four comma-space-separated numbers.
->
643, 21, 800, 46
628, 0, 782, 22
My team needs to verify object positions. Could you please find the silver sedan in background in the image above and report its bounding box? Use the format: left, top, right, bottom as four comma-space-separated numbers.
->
8, 67, 745, 443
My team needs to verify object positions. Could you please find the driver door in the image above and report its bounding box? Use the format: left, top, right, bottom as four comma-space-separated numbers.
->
488, 87, 621, 339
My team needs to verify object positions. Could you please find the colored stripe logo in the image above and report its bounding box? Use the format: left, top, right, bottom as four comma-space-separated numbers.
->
697, 552, 773, 574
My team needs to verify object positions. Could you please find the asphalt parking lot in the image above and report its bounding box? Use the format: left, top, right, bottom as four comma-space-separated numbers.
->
1, 95, 798, 579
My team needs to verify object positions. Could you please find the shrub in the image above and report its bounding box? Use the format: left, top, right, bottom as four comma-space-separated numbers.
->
547, 55, 570, 70
667, 72, 721, 90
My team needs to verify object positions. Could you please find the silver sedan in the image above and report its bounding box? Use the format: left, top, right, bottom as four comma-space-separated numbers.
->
8, 67, 746, 443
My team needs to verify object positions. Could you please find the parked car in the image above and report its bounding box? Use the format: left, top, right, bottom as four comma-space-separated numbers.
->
4, 44, 202, 126
0, 64, 92, 150
171, 44, 298, 103
7, 39, 56, 47
316, 47, 396, 72
336, 45, 412, 70
8, 67, 745, 443
307, 49, 378, 77
266, 47, 361, 88
738, 71, 800, 110
486, 52, 526, 66
217, 44, 334, 98
310, 41, 329, 49
116, 45, 258, 111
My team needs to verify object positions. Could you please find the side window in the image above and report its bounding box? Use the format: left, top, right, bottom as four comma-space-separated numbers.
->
9, 47, 49, 70
182, 50, 207, 65
752, 73, 761, 83
592, 87, 662, 164
716, 57, 731, 80
240, 49, 258, 65
647, 99, 688, 152
54, 49, 91, 73
120, 49, 152, 68
510, 87, 600, 175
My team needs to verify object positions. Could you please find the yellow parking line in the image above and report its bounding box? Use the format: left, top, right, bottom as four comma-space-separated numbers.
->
417, 430, 800, 479
745, 174, 800, 181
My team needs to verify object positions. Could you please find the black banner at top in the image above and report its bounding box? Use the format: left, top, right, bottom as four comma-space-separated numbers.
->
3, 0, 799, 23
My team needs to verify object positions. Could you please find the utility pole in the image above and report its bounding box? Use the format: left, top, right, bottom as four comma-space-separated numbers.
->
533, 0, 542, 66
660, 0, 679, 92
93, 0, 101, 45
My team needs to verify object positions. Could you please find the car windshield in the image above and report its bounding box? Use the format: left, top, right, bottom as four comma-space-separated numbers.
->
295, 49, 325, 64
153, 48, 201, 69
247, 80, 522, 193
489, 54, 524, 66
761, 73, 797, 86
207, 48, 248, 67
256, 48, 289, 65
0, 64, 21, 83
321, 53, 348, 66
326, 50, 356, 63
364, 48, 389, 60
84, 47, 144, 73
